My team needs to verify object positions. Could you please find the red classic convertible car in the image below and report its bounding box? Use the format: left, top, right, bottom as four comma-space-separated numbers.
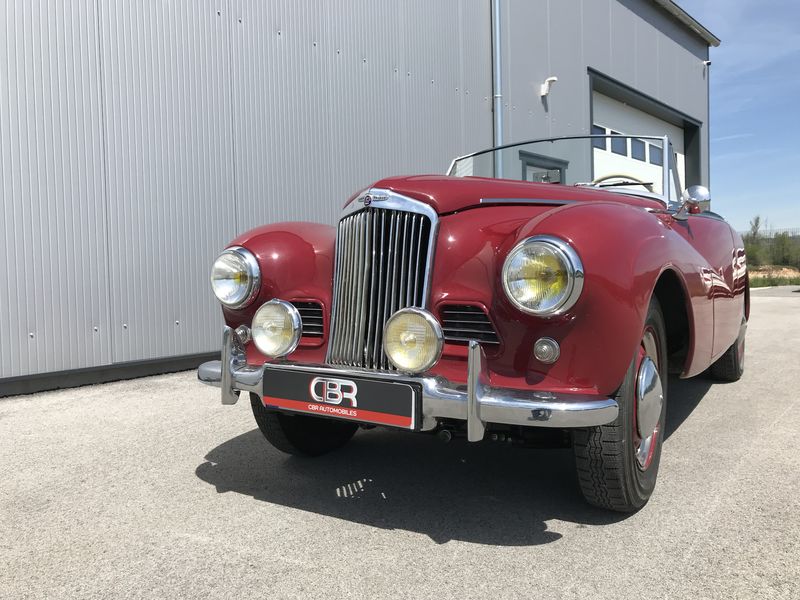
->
199, 135, 748, 511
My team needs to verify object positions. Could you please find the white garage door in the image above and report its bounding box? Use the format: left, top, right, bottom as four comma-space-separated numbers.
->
592, 92, 685, 196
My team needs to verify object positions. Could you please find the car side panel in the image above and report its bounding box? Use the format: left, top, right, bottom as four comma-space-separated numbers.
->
669, 214, 745, 360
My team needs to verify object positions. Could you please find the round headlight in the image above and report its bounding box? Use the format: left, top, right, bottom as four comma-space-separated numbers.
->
210, 247, 260, 308
383, 308, 443, 374
252, 299, 302, 357
502, 235, 584, 316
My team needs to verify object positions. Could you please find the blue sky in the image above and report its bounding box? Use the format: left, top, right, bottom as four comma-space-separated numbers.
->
679, 0, 800, 232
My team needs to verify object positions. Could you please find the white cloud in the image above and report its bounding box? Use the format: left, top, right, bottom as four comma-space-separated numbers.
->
712, 133, 754, 143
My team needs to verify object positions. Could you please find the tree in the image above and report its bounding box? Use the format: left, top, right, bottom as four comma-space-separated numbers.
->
747, 215, 761, 241
744, 215, 765, 266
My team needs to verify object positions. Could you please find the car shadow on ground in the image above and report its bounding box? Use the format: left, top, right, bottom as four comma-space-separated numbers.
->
196, 375, 712, 546
665, 375, 713, 439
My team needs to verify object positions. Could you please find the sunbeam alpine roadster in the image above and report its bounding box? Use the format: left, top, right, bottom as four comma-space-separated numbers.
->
199, 134, 748, 511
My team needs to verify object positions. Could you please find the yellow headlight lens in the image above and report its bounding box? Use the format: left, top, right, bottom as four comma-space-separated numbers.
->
502, 237, 583, 315
383, 309, 443, 373
252, 300, 301, 357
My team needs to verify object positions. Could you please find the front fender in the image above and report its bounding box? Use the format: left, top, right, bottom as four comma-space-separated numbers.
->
430, 202, 706, 396
223, 222, 336, 363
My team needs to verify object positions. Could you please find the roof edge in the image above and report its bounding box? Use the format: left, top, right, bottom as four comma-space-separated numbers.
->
650, 0, 721, 47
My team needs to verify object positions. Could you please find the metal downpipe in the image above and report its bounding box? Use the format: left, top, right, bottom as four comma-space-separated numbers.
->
491, 0, 503, 177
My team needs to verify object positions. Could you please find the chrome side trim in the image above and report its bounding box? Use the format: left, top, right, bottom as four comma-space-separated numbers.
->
479, 198, 576, 206
199, 327, 619, 437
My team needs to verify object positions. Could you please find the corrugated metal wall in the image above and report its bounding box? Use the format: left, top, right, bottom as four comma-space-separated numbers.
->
99, 0, 238, 363
0, 0, 112, 377
0, 0, 492, 378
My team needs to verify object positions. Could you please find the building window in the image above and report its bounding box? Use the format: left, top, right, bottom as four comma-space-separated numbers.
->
519, 150, 569, 184
649, 144, 663, 166
610, 131, 627, 156
591, 125, 606, 149
631, 138, 646, 162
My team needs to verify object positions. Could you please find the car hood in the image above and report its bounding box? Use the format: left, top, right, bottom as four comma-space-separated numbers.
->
353, 175, 665, 215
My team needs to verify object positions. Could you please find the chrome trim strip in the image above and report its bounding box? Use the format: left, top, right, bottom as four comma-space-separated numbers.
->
199, 327, 619, 436
479, 198, 576, 206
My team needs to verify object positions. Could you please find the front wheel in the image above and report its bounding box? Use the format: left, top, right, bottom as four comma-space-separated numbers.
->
250, 393, 358, 457
573, 297, 668, 511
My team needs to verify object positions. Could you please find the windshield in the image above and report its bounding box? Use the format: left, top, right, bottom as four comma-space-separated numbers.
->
448, 135, 682, 205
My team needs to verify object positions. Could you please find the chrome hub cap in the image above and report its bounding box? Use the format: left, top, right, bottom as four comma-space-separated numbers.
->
635, 330, 663, 469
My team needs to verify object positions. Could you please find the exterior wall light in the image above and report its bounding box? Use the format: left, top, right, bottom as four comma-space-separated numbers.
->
540, 76, 558, 97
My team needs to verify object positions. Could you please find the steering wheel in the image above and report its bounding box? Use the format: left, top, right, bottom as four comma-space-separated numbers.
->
591, 173, 654, 193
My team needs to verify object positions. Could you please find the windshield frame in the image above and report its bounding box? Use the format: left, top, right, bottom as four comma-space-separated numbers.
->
447, 134, 683, 209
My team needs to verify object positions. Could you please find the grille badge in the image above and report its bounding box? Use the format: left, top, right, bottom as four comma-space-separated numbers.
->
359, 193, 387, 206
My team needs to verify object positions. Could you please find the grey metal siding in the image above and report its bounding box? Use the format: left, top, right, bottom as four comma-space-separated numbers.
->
98, 0, 238, 363
0, 0, 492, 378
229, 0, 492, 227
0, 0, 112, 377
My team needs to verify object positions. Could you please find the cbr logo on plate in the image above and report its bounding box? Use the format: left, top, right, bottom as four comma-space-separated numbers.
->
309, 377, 358, 407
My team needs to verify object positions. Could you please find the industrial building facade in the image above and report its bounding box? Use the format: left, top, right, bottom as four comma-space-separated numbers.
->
0, 0, 718, 392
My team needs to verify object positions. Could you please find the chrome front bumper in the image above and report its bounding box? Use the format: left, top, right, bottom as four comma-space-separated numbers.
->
198, 327, 618, 442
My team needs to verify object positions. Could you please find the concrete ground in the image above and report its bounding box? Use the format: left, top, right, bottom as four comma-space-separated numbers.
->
2, 287, 799, 599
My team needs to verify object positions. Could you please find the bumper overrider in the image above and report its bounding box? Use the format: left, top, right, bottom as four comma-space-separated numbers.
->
198, 327, 618, 442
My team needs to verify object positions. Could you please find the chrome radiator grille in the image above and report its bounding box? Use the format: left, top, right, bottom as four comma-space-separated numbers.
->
328, 206, 433, 369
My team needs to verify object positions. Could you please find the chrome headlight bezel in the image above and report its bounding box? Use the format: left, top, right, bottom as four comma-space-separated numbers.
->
210, 246, 261, 309
501, 235, 584, 316
383, 307, 444, 374
251, 299, 302, 358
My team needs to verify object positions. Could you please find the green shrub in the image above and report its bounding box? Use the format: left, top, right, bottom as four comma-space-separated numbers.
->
749, 276, 800, 288
742, 216, 800, 268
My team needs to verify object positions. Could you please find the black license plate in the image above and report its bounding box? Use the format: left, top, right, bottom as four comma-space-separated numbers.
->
261, 369, 419, 430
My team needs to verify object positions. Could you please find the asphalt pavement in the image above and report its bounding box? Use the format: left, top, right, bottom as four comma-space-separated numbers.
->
2, 287, 799, 599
